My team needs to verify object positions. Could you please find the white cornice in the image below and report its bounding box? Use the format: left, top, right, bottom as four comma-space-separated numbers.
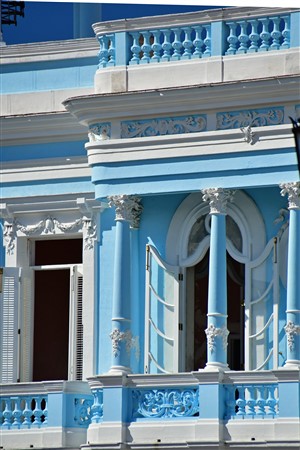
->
1, 154, 90, 186
1, 112, 88, 146
93, 7, 299, 35
63, 75, 300, 126
0, 193, 105, 217
86, 125, 293, 165
0, 37, 98, 64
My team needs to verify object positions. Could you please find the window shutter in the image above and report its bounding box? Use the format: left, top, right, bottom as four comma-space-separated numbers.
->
19, 268, 34, 382
145, 245, 181, 374
69, 265, 84, 381
0, 267, 20, 383
245, 237, 280, 371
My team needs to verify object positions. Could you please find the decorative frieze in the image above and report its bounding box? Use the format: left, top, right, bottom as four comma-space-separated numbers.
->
132, 388, 199, 419
202, 188, 235, 215
109, 328, 139, 359
88, 123, 111, 141
205, 323, 229, 352
3, 215, 97, 255
216, 107, 284, 130
108, 194, 143, 229
280, 182, 300, 209
284, 321, 300, 351
121, 114, 206, 138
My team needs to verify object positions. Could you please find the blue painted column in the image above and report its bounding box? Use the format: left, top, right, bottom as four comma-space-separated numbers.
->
202, 188, 234, 370
280, 182, 300, 368
108, 195, 142, 374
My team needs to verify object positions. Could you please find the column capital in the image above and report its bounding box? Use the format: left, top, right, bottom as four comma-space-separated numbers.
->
108, 195, 143, 228
280, 182, 300, 210
201, 188, 235, 215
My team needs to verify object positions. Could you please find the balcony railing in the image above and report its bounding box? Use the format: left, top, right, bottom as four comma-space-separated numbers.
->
0, 381, 93, 433
92, 8, 299, 69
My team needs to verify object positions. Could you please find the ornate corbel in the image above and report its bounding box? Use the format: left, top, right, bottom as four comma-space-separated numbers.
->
3, 219, 16, 255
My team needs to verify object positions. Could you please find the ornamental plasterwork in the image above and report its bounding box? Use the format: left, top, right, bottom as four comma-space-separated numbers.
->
3, 215, 97, 255
108, 194, 143, 229
284, 321, 300, 351
216, 107, 284, 130
201, 188, 235, 215
132, 388, 199, 419
110, 328, 140, 360
121, 115, 206, 138
88, 123, 111, 142
240, 125, 257, 145
280, 182, 300, 209
205, 323, 229, 352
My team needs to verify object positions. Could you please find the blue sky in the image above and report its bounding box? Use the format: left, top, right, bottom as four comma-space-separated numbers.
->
2, 2, 220, 45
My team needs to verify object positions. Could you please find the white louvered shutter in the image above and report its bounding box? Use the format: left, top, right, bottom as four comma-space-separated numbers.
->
69, 265, 84, 381
19, 268, 34, 382
0, 267, 20, 383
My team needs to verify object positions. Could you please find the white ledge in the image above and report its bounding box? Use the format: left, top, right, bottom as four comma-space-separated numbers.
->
0, 37, 98, 64
92, 7, 299, 35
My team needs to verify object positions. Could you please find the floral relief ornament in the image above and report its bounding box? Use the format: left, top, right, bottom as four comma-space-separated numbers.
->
108, 195, 143, 229
3, 215, 97, 254
202, 188, 235, 215
284, 321, 300, 351
205, 323, 229, 352
280, 182, 300, 209
110, 328, 140, 360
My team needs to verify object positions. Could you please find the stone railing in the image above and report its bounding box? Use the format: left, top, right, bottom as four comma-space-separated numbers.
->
0, 395, 48, 429
0, 381, 93, 431
92, 7, 299, 68
225, 383, 279, 419
87, 370, 300, 424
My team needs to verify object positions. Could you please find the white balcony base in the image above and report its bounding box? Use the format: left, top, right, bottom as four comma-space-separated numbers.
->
0, 426, 87, 450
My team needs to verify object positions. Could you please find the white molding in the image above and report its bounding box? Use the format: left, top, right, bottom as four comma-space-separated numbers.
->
86, 124, 293, 165
93, 7, 298, 35
0, 112, 88, 146
64, 75, 300, 125
1, 159, 91, 184
1, 87, 94, 121
0, 37, 98, 64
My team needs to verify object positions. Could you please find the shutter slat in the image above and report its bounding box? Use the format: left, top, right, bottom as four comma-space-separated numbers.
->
0, 268, 20, 383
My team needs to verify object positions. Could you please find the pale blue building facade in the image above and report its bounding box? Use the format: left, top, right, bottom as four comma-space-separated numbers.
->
1, 4, 300, 449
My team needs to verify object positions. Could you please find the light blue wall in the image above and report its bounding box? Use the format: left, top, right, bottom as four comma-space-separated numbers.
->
1, 58, 97, 94
2, 140, 93, 199
97, 194, 186, 374
92, 147, 298, 199
2, 141, 87, 162
97, 187, 288, 373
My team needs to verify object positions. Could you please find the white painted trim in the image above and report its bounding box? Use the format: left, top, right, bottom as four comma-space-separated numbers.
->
86, 125, 294, 165
0, 37, 98, 64
1, 112, 88, 146
1, 160, 91, 183
64, 75, 300, 125
93, 7, 298, 35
